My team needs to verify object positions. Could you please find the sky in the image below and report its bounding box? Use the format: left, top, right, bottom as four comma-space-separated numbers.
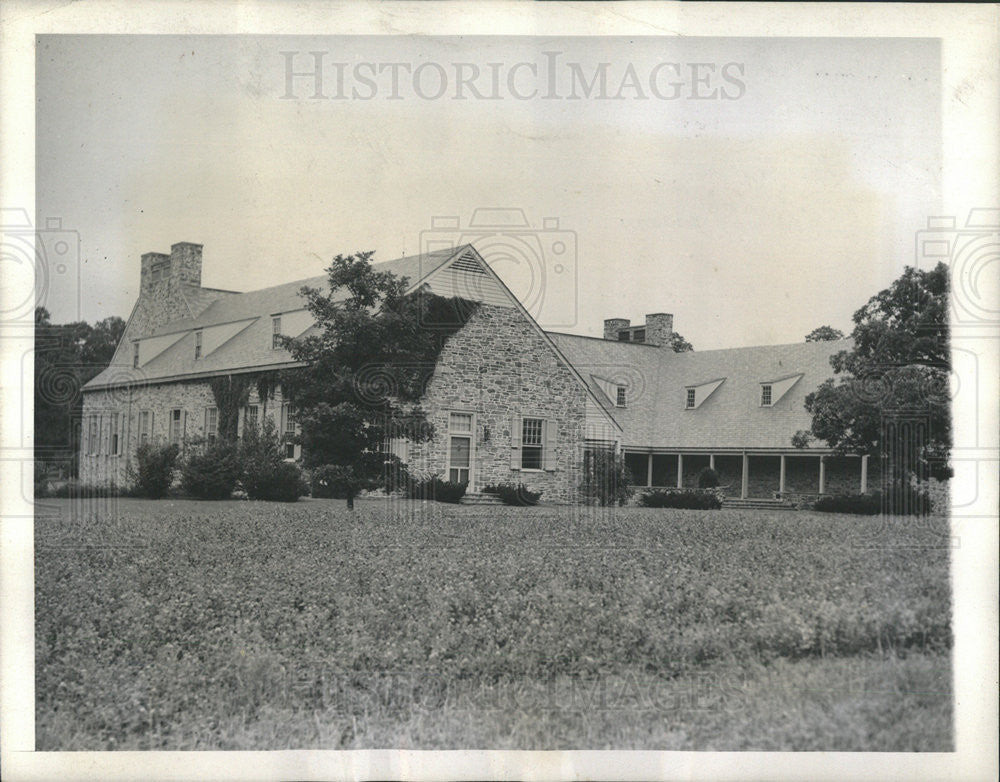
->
35, 35, 941, 350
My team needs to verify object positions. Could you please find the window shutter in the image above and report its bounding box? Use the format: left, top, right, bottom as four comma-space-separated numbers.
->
149, 411, 154, 443
182, 410, 188, 443
510, 412, 521, 469
237, 407, 244, 438
543, 419, 557, 471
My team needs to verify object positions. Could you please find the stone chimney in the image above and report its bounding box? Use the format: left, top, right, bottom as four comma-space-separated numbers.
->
135, 241, 205, 336
140, 242, 203, 296
604, 318, 630, 340
644, 313, 674, 348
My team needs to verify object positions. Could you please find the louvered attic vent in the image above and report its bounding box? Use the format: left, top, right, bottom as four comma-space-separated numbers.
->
450, 252, 487, 274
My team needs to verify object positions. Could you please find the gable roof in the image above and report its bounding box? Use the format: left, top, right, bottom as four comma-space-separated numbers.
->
83, 246, 466, 390
546, 333, 848, 451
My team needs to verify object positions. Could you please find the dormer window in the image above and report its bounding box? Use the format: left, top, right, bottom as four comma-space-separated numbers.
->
194, 330, 203, 360
272, 316, 282, 349
632, 329, 645, 344
616, 386, 627, 407
686, 388, 696, 409
132, 342, 140, 368
618, 331, 630, 342
760, 384, 773, 407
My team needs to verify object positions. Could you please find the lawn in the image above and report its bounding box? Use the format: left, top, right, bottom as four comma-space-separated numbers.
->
35, 497, 952, 750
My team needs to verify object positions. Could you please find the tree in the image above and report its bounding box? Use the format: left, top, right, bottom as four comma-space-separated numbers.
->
283, 252, 479, 507
34, 307, 126, 473
805, 325, 845, 342
802, 263, 950, 482
668, 332, 694, 352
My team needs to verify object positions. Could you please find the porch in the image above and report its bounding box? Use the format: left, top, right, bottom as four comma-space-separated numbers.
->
622, 450, 871, 499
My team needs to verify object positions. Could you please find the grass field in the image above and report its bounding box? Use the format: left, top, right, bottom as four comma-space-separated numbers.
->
35, 497, 952, 750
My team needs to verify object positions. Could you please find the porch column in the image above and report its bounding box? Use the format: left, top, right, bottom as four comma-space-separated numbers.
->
779, 454, 786, 495
860, 454, 869, 494
676, 454, 684, 489
741, 453, 749, 499
709, 453, 715, 470
818, 455, 826, 495
647, 453, 653, 488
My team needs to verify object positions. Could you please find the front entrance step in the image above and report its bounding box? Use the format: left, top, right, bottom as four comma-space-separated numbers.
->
723, 498, 794, 510
459, 492, 504, 506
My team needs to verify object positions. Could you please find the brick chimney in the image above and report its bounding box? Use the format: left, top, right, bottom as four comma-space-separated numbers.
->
604, 318, 630, 340
644, 313, 674, 348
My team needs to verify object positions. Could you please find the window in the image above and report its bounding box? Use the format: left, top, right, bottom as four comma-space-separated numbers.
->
194, 330, 203, 360
110, 413, 120, 455
88, 416, 99, 455
618, 331, 630, 342
245, 404, 259, 433
448, 412, 473, 484
280, 402, 297, 459
169, 409, 184, 444
204, 407, 218, 443
616, 386, 627, 407
686, 388, 696, 409
139, 410, 151, 443
272, 316, 282, 349
521, 417, 544, 470
760, 384, 773, 407
632, 329, 645, 343
132, 342, 140, 368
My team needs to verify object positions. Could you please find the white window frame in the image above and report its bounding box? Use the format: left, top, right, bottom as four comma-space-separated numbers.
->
280, 402, 300, 460
139, 410, 152, 444
272, 316, 282, 350
615, 386, 627, 408
243, 404, 259, 436
194, 329, 203, 360
685, 388, 696, 409
169, 408, 184, 445
110, 412, 120, 456
446, 411, 474, 485
87, 415, 99, 455
520, 416, 545, 471
132, 342, 140, 368
204, 406, 218, 443
760, 384, 773, 407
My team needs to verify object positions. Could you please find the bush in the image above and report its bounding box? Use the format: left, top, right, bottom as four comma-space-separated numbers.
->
639, 489, 722, 510
813, 484, 930, 516
180, 440, 240, 500
131, 442, 180, 499
580, 449, 633, 506
696, 467, 721, 489
483, 482, 542, 506
239, 419, 307, 502
406, 476, 467, 504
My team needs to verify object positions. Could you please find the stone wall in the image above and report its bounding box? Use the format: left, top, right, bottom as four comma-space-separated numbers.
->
407, 304, 589, 503
80, 380, 287, 486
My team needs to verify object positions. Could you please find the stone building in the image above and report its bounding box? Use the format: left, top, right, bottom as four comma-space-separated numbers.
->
80, 242, 866, 503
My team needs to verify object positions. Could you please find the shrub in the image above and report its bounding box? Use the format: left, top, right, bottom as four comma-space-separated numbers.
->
406, 476, 467, 504
580, 449, 633, 506
639, 489, 722, 510
239, 418, 307, 502
131, 442, 180, 499
696, 467, 721, 489
180, 440, 240, 500
483, 483, 542, 506
35, 461, 51, 497
813, 484, 929, 516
